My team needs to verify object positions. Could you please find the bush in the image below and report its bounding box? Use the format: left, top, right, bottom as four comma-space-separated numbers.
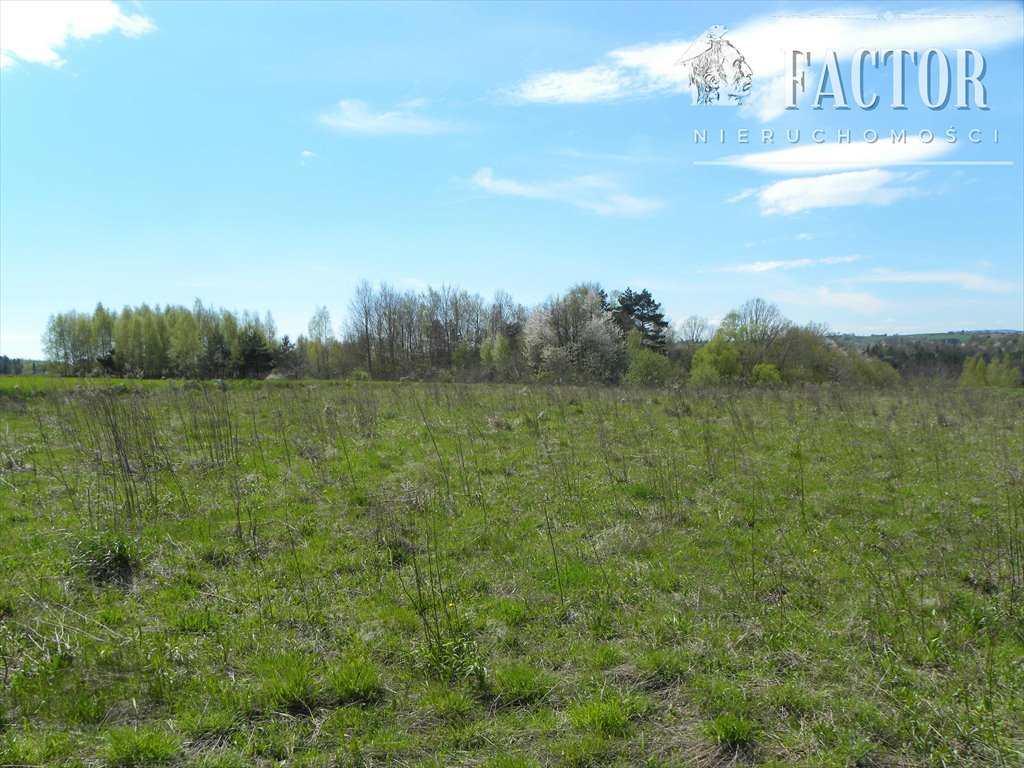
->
752, 363, 782, 385
624, 348, 671, 386
690, 335, 740, 383
689, 361, 721, 385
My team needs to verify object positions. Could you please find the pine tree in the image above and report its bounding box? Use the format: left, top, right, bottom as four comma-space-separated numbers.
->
613, 288, 669, 352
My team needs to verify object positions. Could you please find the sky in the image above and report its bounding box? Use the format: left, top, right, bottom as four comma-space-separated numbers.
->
1, 0, 1022, 359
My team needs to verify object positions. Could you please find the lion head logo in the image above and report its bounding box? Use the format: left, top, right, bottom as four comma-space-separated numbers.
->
676, 25, 753, 106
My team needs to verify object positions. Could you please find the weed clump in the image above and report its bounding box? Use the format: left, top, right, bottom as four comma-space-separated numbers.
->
254, 652, 322, 716
704, 712, 760, 748
493, 663, 556, 706
567, 690, 649, 738
326, 657, 385, 706
70, 530, 142, 585
103, 726, 181, 766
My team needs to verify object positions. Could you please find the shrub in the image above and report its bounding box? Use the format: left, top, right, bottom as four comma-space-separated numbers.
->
752, 363, 782, 385
691, 335, 740, 383
689, 361, 721, 386
624, 347, 671, 386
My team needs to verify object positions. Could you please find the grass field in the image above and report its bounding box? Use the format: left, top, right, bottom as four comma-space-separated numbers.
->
0, 377, 1021, 767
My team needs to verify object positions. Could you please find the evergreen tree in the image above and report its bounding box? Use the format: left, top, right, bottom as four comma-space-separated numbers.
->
274, 335, 299, 377
612, 288, 669, 352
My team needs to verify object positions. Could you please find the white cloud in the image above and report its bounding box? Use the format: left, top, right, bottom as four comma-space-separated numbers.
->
854, 269, 1014, 292
512, 66, 635, 104
726, 187, 758, 203
318, 99, 459, 135
756, 169, 923, 215
471, 167, 664, 216
506, 38, 696, 104
714, 138, 954, 174
780, 286, 886, 314
0, 0, 154, 69
505, 3, 1023, 119
299, 149, 315, 166
719, 256, 860, 273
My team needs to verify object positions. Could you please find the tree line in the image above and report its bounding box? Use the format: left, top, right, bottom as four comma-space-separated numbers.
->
36, 281, 1019, 386
858, 334, 1023, 383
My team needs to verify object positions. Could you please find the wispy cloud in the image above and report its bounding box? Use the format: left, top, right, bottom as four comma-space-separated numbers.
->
853, 269, 1015, 293
471, 167, 664, 216
726, 187, 758, 204
299, 149, 315, 166
504, 3, 1023, 119
780, 286, 886, 314
505, 37, 697, 104
718, 256, 860, 273
0, 0, 155, 69
318, 98, 459, 135
510, 65, 638, 104
713, 138, 954, 174
756, 169, 925, 215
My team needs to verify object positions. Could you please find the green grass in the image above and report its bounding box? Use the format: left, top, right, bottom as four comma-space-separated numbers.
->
103, 726, 182, 766
0, 379, 1022, 766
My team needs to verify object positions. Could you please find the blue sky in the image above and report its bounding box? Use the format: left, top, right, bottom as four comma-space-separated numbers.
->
1, 0, 1022, 358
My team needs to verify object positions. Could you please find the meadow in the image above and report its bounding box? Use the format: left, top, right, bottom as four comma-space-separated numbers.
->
0, 377, 1021, 767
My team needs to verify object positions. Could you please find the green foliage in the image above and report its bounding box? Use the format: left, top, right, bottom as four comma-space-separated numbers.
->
853, 331, 1023, 379
838, 351, 901, 387
612, 287, 669, 351
326, 657, 385, 706
704, 712, 760, 747
636, 648, 690, 686
416, 634, 488, 689
689, 360, 721, 385
567, 690, 649, 737
690, 333, 740, 383
624, 346, 672, 386
963, 353, 1023, 388
254, 652, 323, 715
482, 755, 541, 768
480, 332, 511, 373
425, 686, 474, 722
70, 530, 142, 585
988, 354, 1024, 386
493, 664, 556, 705
752, 363, 782, 385
103, 727, 181, 767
